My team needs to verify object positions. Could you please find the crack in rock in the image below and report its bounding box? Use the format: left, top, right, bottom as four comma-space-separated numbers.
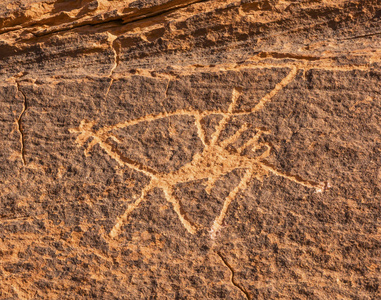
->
15, 81, 27, 165
216, 251, 251, 300
104, 33, 121, 99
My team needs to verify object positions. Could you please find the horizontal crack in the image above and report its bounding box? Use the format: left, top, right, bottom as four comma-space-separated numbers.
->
256, 51, 323, 61
24, 0, 209, 40
339, 31, 381, 40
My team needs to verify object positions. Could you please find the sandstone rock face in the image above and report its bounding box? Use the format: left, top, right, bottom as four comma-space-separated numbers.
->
1, 0, 381, 299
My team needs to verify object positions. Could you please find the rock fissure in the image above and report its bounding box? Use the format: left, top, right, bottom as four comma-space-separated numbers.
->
216, 251, 251, 300
1, 0, 380, 298
15, 81, 27, 165
18, 0, 209, 42
339, 31, 381, 40
104, 34, 121, 99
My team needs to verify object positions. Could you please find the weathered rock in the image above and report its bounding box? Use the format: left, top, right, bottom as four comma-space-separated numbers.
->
1, 0, 380, 299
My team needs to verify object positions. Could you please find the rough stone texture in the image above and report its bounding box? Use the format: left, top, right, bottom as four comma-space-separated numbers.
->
1, 0, 381, 299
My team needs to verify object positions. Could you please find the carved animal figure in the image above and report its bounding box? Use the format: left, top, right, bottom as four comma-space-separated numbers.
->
70, 67, 325, 239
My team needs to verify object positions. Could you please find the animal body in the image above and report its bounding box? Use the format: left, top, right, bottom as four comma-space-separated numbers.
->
70, 67, 325, 239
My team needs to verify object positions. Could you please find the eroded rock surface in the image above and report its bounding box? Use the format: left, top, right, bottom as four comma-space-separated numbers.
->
1, 0, 380, 299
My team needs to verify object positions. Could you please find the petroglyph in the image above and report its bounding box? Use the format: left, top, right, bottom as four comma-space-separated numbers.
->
70, 67, 326, 239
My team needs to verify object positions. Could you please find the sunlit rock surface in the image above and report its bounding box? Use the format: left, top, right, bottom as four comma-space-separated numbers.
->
1, 0, 380, 298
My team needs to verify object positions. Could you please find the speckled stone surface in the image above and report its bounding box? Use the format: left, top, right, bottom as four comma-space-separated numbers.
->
0, 0, 380, 299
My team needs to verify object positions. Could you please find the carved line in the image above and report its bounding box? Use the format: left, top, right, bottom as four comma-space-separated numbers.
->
110, 181, 154, 238
161, 183, 198, 234
234, 65, 298, 115
236, 129, 270, 154
194, 113, 207, 146
211, 168, 253, 239
70, 67, 326, 238
209, 87, 242, 146
259, 160, 323, 190
97, 67, 298, 136
70, 121, 157, 177
219, 123, 248, 149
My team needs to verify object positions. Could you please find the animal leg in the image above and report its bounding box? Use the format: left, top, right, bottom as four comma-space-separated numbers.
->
109, 181, 154, 238
250, 66, 298, 113
219, 123, 248, 148
210, 87, 242, 146
210, 168, 252, 239
161, 185, 198, 234
237, 128, 270, 154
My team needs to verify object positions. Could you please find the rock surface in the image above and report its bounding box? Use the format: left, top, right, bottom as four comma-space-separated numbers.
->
1, 0, 381, 299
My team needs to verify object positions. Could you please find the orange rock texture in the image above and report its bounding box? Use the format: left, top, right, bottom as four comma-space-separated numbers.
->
1, 0, 380, 299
